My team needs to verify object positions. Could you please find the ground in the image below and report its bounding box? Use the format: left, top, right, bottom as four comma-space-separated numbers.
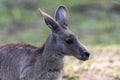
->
63, 45, 120, 80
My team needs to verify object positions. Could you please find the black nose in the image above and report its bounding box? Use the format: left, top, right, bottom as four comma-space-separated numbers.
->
84, 51, 90, 58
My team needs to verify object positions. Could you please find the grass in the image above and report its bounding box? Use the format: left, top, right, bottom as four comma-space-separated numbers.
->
114, 72, 120, 79
63, 45, 120, 80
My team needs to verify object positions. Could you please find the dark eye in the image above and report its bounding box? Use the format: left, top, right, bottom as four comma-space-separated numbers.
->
66, 39, 74, 45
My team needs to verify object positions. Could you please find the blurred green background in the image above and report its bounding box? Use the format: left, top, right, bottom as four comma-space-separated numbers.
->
0, 0, 120, 46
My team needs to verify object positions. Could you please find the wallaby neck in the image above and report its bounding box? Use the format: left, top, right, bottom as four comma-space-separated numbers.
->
42, 35, 64, 58
40, 35, 64, 71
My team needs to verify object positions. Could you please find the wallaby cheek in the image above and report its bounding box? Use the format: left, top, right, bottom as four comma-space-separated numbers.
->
59, 43, 66, 51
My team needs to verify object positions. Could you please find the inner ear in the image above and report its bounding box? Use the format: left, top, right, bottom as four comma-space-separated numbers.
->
44, 16, 60, 32
39, 8, 60, 32
55, 6, 68, 27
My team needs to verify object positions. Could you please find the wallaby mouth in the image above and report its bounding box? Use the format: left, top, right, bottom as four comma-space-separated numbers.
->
76, 51, 90, 61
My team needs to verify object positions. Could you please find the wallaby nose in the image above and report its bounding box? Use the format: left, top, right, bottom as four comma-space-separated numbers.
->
84, 51, 90, 58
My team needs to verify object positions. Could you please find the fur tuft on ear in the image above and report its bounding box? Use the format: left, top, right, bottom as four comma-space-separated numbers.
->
38, 8, 60, 32
55, 6, 68, 27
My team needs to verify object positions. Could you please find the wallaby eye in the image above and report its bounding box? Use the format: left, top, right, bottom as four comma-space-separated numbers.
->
66, 39, 74, 45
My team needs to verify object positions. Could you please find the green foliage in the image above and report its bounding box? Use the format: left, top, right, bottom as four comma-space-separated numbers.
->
0, 28, 49, 46
64, 75, 79, 80
0, 0, 120, 45
113, 72, 120, 79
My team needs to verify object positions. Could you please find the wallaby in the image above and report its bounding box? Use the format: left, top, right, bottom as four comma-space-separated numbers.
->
0, 6, 90, 80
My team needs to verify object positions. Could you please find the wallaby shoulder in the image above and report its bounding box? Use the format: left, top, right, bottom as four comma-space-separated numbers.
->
0, 43, 37, 49
0, 43, 45, 55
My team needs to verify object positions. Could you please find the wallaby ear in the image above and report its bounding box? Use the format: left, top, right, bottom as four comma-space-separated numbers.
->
38, 8, 60, 32
55, 6, 68, 27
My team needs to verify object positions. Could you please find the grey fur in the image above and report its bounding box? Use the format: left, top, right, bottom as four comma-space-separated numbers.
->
0, 6, 90, 80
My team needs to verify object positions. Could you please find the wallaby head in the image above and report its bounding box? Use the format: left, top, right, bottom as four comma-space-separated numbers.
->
39, 6, 90, 61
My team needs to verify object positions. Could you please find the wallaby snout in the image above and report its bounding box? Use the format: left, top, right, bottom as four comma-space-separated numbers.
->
72, 42, 90, 61
77, 51, 90, 61
84, 51, 90, 58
